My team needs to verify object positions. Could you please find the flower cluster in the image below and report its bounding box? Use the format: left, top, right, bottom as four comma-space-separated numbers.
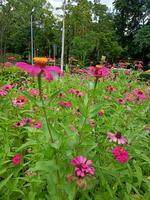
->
68, 88, 84, 97
84, 66, 110, 78
15, 118, 42, 129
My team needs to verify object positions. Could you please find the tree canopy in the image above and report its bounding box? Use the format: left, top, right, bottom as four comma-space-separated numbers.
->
0, 0, 150, 64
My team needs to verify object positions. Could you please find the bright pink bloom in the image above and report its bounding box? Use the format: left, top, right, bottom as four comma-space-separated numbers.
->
106, 85, 117, 92
59, 101, 72, 108
2, 84, 13, 91
12, 154, 23, 165
16, 62, 62, 81
29, 89, 39, 96
112, 147, 129, 163
107, 132, 128, 144
84, 67, 110, 78
117, 98, 126, 104
33, 121, 42, 129
70, 156, 95, 177
0, 90, 7, 96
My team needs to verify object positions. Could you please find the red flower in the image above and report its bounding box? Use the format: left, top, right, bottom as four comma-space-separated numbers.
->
12, 154, 23, 165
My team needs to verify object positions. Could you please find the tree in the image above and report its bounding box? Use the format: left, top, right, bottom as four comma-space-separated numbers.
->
114, 0, 150, 59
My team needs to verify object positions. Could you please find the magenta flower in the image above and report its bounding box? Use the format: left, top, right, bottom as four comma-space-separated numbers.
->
84, 67, 110, 78
0, 90, 7, 96
107, 132, 128, 144
16, 62, 62, 81
2, 84, 13, 91
59, 101, 72, 108
70, 156, 95, 177
112, 147, 129, 163
11, 154, 23, 165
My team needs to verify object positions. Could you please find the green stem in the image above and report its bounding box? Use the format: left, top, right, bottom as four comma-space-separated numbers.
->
37, 74, 63, 199
37, 73, 54, 143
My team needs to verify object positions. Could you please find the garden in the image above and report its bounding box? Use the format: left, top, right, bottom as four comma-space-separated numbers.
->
0, 58, 150, 200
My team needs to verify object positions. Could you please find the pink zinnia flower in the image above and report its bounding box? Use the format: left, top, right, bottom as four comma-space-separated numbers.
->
132, 89, 148, 100
12, 154, 23, 165
57, 93, 65, 98
107, 132, 128, 144
33, 121, 42, 129
70, 156, 95, 177
98, 110, 104, 117
106, 85, 116, 92
2, 84, 13, 91
59, 101, 72, 108
12, 96, 28, 107
112, 147, 129, 163
84, 67, 110, 78
117, 98, 126, 104
29, 89, 39, 96
0, 90, 7, 96
14, 118, 32, 127
14, 121, 26, 127
16, 62, 63, 81
125, 92, 136, 102
144, 127, 150, 132
68, 88, 84, 97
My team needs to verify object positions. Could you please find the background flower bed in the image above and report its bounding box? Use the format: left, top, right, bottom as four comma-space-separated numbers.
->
0, 67, 150, 200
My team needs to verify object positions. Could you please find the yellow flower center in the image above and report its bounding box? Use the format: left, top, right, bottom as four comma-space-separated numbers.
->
33, 57, 48, 67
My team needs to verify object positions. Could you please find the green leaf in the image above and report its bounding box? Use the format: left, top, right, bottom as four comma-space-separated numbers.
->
0, 173, 13, 190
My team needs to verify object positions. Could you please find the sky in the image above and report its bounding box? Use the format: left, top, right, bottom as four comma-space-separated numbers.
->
49, 0, 114, 10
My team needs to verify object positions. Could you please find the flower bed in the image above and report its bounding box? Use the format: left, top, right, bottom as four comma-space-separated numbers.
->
0, 61, 150, 200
